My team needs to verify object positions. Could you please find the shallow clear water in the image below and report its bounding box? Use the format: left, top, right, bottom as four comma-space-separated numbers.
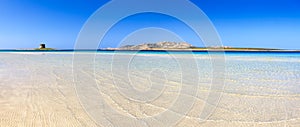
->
0, 51, 299, 127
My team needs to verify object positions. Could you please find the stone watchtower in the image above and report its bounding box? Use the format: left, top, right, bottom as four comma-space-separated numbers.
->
39, 44, 46, 49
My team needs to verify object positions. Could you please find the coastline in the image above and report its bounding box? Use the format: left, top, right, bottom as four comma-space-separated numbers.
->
1, 48, 300, 53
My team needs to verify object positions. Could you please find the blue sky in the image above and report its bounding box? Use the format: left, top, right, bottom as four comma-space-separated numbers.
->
0, 0, 300, 49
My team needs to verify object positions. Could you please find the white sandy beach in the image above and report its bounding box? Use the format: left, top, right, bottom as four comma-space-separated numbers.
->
0, 52, 299, 127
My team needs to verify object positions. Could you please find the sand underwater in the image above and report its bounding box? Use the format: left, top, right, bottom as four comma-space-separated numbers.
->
0, 51, 299, 127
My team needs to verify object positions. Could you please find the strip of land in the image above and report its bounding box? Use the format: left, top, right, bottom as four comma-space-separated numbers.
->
1, 42, 299, 52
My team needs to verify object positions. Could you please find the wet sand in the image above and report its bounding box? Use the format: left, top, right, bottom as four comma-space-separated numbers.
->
0, 52, 299, 127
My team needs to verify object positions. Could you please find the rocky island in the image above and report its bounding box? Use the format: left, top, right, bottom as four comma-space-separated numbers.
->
34, 44, 55, 50
118, 42, 194, 50
109, 42, 292, 52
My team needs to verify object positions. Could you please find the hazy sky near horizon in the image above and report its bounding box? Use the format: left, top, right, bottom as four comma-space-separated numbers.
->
0, 0, 300, 49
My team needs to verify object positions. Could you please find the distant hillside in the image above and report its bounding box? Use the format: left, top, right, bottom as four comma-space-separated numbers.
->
118, 42, 193, 50
105, 42, 296, 52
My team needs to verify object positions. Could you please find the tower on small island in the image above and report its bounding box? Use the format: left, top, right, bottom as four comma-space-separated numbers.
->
36, 43, 54, 50
39, 44, 46, 49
